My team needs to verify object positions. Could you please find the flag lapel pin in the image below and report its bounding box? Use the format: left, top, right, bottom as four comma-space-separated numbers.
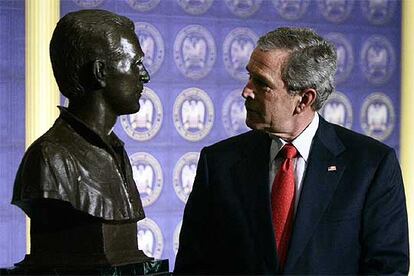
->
327, 165, 337, 172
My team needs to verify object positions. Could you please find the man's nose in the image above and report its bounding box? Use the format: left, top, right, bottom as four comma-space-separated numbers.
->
139, 64, 150, 84
242, 80, 254, 99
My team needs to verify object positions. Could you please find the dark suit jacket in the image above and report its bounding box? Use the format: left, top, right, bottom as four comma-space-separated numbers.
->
174, 117, 409, 275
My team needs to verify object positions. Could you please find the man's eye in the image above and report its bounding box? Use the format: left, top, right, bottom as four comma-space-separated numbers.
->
247, 73, 268, 88
252, 77, 267, 88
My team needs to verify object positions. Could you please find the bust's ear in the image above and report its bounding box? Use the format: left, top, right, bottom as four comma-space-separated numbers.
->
92, 60, 106, 88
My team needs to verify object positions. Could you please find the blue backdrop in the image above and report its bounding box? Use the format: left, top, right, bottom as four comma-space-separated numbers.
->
0, 0, 26, 268
0, 0, 402, 270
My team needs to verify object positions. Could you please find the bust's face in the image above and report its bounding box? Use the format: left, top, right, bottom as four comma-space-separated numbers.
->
103, 30, 150, 115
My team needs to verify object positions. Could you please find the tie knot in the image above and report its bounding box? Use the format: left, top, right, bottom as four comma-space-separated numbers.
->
281, 144, 297, 159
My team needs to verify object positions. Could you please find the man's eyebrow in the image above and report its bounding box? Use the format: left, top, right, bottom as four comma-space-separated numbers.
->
245, 65, 270, 83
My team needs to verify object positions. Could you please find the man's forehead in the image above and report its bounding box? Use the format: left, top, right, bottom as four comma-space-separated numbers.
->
247, 48, 289, 73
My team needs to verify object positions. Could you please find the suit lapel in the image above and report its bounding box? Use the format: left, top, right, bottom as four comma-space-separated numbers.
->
284, 118, 347, 273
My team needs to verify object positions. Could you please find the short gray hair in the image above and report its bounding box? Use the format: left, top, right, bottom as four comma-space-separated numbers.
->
257, 27, 337, 110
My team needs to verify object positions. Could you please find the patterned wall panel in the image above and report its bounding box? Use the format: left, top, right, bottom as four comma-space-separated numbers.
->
0, 0, 26, 267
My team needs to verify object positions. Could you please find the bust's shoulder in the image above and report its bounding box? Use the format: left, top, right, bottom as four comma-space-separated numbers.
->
24, 121, 76, 162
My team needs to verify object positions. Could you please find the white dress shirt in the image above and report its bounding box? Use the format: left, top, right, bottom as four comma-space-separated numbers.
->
269, 113, 319, 214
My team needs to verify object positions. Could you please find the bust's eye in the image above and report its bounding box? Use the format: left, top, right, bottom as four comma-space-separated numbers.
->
135, 60, 144, 69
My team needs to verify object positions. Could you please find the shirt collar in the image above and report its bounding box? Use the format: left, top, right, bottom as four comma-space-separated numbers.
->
270, 112, 319, 162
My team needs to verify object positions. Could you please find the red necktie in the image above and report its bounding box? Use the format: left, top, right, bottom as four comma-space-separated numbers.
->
271, 143, 297, 271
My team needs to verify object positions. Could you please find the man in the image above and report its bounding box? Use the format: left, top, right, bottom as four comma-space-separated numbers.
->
174, 28, 409, 274
12, 10, 151, 268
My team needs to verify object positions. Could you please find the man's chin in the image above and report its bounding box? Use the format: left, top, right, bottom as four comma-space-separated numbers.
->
245, 118, 261, 131
247, 117, 273, 134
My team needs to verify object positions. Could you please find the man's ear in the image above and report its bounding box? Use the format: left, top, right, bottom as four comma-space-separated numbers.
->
92, 60, 106, 88
295, 88, 317, 113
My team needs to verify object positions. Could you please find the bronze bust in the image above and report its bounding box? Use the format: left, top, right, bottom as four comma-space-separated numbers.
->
12, 9, 152, 270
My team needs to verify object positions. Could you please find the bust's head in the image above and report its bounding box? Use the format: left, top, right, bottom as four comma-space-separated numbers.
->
50, 9, 150, 113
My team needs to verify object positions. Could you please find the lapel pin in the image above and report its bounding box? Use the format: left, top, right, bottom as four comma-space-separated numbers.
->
327, 165, 337, 172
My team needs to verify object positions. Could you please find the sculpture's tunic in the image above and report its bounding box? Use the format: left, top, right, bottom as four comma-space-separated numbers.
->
12, 107, 144, 222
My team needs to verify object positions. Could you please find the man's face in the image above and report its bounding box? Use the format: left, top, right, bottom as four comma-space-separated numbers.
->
242, 48, 302, 137
103, 31, 150, 115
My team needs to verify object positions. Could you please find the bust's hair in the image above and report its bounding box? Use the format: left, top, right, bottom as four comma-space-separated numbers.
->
50, 9, 135, 100
257, 27, 337, 110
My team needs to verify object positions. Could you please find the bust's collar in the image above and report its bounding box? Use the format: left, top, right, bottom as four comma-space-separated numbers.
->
58, 106, 124, 149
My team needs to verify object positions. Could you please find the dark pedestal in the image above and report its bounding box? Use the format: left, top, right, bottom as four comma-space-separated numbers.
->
19, 200, 154, 268
4, 200, 170, 275
0, 259, 169, 275
27, 219, 152, 267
